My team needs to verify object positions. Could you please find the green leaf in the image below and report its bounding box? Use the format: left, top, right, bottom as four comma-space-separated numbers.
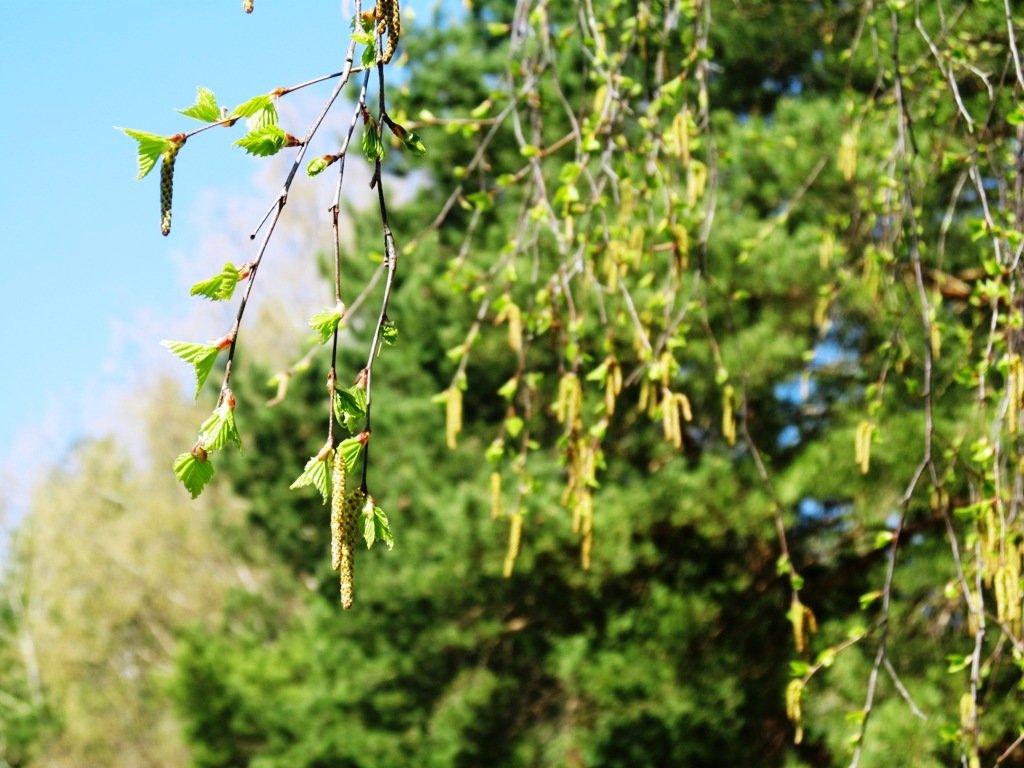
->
309, 304, 345, 344
190, 263, 241, 301
497, 377, 518, 401
362, 498, 394, 550
230, 94, 278, 130
788, 659, 811, 678
402, 131, 427, 156
178, 87, 221, 123
858, 590, 883, 610
361, 42, 377, 68
485, 438, 505, 464
161, 340, 221, 399
446, 344, 467, 362
361, 124, 384, 162
466, 191, 493, 211
235, 125, 288, 157
586, 360, 609, 383
815, 648, 836, 668
290, 453, 331, 503
504, 415, 524, 438
946, 654, 971, 674
338, 436, 364, 470
873, 530, 894, 549
381, 320, 398, 346
199, 403, 241, 452
334, 386, 367, 432
173, 451, 215, 499
307, 155, 337, 177
119, 128, 172, 180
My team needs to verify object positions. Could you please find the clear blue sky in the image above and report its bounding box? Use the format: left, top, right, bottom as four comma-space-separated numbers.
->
0, 2, 424, 513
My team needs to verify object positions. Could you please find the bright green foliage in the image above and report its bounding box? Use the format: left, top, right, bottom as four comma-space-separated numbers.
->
400, 130, 426, 156
173, 450, 216, 499
362, 497, 394, 550
190, 262, 241, 301
290, 450, 332, 503
118, 127, 171, 180
306, 155, 335, 177
160, 340, 221, 399
229, 93, 278, 130
336, 436, 363, 473
360, 41, 377, 68
307, 304, 345, 344
360, 119, 384, 162
199, 402, 241, 452
178, 87, 221, 123
334, 386, 366, 432
234, 125, 288, 157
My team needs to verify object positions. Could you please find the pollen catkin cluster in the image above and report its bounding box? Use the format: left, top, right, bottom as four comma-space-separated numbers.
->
375, 0, 401, 64
331, 449, 362, 610
160, 143, 181, 236
330, 449, 347, 571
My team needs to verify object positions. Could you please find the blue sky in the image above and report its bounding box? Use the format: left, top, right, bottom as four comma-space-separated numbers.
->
0, 2, 425, 519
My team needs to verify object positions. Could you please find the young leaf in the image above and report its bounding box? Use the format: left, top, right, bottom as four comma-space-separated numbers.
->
235, 125, 288, 157
497, 377, 518, 401
173, 451, 215, 499
308, 154, 338, 177
858, 590, 883, 610
161, 340, 220, 399
309, 304, 346, 344
190, 263, 241, 301
119, 128, 172, 180
199, 403, 241, 452
334, 387, 367, 431
381, 320, 398, 346
361, 124, 384, 162
230, 93, 278, 130
362, 497, 395, 550
361, 43, 377, 68
338, 436, 364, 470
290, 453, 332, 503
402, 131, 427, 156
333, 387, 366, 423
178, 87, 221, 122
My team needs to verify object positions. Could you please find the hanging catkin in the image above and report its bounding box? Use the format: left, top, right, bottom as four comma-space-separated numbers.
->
376, 0, 401, 64
332, 446, 362, 610
160, 142, 182, 236
330, 449, 346, 571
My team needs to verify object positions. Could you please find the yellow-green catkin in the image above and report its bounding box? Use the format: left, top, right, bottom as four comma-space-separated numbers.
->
502, 510, 523, 578
330, 449, 346, 571
376, 0, 401, 63
339, 491, 362, 610
160, 143, 181, 236
331, 450, 361, 610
